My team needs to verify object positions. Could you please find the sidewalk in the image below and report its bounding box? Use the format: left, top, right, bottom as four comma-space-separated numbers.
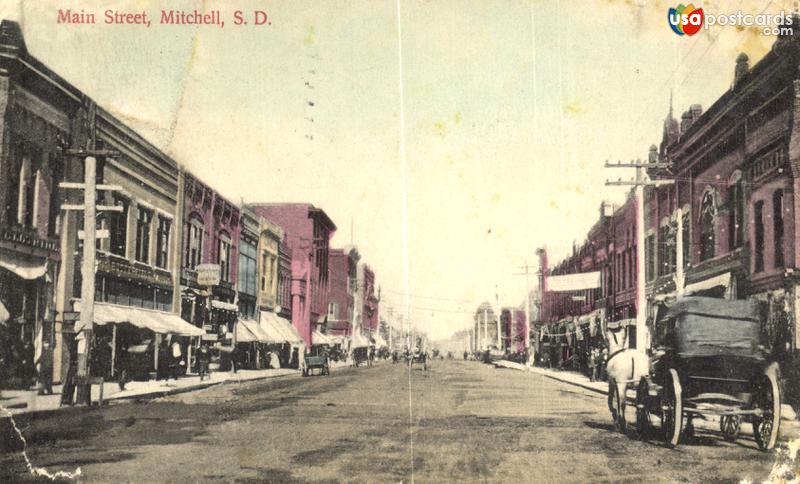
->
0, 367, 299, 416
493, 360, 800, 436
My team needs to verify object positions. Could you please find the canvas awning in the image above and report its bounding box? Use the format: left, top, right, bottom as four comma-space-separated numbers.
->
684, 272, 730, 296
242, 318, 275, 343
0, 250, 47, 280
258, 311, 304, 344
350, 332, 371, 349
312, 330, 335, 346
73, 302, 204, 336
235, 320, 260, 343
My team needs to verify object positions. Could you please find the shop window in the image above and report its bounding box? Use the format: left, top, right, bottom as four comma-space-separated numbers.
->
109, 195, 128, 257
774, 190, 785, 268
754, 200, 765, 272
156, 216, 171, 269
135, 207, 152, 264
699, 190, 716, 261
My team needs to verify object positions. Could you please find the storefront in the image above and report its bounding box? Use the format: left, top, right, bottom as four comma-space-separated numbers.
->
0, 246, 58, 390
259, 310, 304, 368
73, 301, 204, 381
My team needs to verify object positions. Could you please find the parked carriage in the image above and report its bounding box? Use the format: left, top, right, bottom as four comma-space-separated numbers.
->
633, 297, 780, 451
303, 355, 330, 376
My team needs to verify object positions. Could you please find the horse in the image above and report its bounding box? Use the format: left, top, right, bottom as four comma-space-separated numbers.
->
605, 323, 650, 433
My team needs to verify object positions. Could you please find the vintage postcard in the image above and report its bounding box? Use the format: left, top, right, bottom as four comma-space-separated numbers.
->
0, 0, 798, 482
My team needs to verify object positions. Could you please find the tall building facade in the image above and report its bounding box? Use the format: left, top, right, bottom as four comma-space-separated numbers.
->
247, 203, 336, 346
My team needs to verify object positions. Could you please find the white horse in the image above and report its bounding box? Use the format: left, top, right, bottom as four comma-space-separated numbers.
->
605, 324, 650, 433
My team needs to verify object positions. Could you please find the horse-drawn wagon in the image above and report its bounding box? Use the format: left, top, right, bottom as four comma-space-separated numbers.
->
409, 349, 428, 371
630, 297, 780, 450
303, 354, 330, 376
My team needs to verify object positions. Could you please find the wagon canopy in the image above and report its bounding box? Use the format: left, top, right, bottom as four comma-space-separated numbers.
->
665, 297, 761, 359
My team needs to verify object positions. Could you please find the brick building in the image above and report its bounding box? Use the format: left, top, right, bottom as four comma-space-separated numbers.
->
180, 172, 240, 344
247, 203, 336, 346
327, 247, 359, 337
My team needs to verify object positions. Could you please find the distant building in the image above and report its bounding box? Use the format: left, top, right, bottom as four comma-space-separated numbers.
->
358, 263, 380, 336
238, 207, 259, 319
472, 302, 498, 351
247, 203, 336, 346
257, 217, 283, 314
327, 247, 359, 336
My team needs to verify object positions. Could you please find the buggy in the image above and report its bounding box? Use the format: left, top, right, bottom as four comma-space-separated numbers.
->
303, 355, 330, 376
635, 297, 780, 450
409, 349, 428, 371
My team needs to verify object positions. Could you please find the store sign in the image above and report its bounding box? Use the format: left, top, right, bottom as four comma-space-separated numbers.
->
196, 263, 221, 287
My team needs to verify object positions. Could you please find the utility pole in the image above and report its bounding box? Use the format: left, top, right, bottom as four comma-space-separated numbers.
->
495, 285, 501, 349
59, 100, 121, 405
605, 159, 673, 354
513, 263, 533, 356
60, 164, 121, 404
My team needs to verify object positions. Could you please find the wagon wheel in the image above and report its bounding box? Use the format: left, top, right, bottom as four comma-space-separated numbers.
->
720, 415, 740, 442
662, 368, 682, 448
753, 368, 781, 451
635, 378, 651, 440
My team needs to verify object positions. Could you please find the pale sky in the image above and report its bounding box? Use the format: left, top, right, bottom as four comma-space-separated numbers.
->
1, 0, 789, 340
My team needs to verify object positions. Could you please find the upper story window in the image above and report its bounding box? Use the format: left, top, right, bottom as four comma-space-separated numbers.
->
328, 302, 338, 320
218, 232, 232, 282
773, 189, 784, 268
135, 206, 152, 264
109, 195, 129, 257
729, 173, 744, 251
699, 190, 716, 261
238, 236, 257, 296
156, 215, 171, 269
645, 233, 655, 281
185, 214, 204, 270
754, 200, 765, 272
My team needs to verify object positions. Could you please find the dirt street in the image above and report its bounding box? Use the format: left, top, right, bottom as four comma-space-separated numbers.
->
0, 360, 783, 482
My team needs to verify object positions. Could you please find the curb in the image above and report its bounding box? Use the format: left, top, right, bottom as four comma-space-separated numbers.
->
1, 370, 301, 419
107, 370, 301, 402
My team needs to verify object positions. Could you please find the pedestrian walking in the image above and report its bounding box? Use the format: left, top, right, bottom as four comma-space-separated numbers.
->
197, 344, 210, 381
157, 339, 170, 381
60, 336, 78, 406
37, 340, 54, 395
171, 338, 183, 380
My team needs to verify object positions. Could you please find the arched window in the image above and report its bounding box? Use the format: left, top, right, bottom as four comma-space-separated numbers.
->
699, 189, 716, 261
